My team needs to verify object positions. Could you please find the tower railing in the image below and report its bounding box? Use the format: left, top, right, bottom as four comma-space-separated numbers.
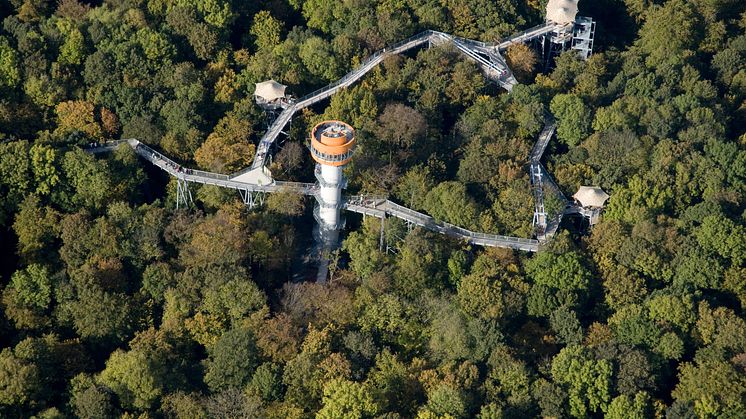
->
310, 147, 355, 164
314, 164, 348, 189
313, 206, 346, 230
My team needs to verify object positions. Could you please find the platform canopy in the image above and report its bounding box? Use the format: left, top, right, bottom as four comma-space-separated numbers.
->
254, 80, 286, 102
573, 186, 609, 208
546, 0, 579, 25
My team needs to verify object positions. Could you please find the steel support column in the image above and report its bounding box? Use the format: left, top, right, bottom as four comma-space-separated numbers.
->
239, 189, 266, 209
379, 215, 385, 252
176, 177, 193, 209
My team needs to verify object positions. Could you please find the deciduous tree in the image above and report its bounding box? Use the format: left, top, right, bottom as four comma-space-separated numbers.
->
550, 93, 592, 146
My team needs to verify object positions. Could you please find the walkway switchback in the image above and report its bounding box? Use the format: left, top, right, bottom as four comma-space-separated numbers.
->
528, 115, 578, 240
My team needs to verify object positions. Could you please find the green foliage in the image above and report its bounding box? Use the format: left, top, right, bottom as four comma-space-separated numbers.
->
141, 262, 174, 303
695, 214, 746, 266
646, 293, 696, 331
551, 345, 613, 417
656, 332, 685, 360
61, 149, 114, 211
100, 348, 164, 410
99, 329, 186, 410
456, 257, 526, 324
395, 165, 435, 211
248, 362, 282, 402
10, 264, 52, 310
300, 36, 340, 82
526, 251, 591, 293
0, 36, 20, 89
0, 141, 33, 205
12, 194, 60, 263
58, 26, 85, 65
367, 350, 421, 415
343, 226, 386, 279
532, 379, 567, 418
550, 94, 592, 146
608, 304, 660, 347
425, 384, 467, 418
636, 0, 702, 67
66, 288, 138, 341
69, 373, 116, 419
605, 392, 651, 419
323, 85, 378, 129
486, 346, 532, 411
30, 144, 60, 197
423, 181, 479, 229
250, 11, 282, 50
395, 231, 450, 296
673, 359, 746, 417
317, 378, 379, 419
429, 300, 473, 362
550, 306, 583, 345
0, 347, 41, 406
203, 328, 260, 392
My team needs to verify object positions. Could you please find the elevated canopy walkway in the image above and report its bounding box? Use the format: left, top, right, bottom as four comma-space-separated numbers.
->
528, 114, 576, 241
530, 117, 556, 161
344, 196, 540, 252
94, 139, 317, 195
493, 22, 567, 51
88, 21, 580, 252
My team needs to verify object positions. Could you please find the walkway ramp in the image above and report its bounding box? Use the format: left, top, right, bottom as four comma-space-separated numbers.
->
529, 115, 566, 242
344, 195, 540, 252
538, 162, 568, 204
431, 31, 517, 90
532, 161, 570, 241
494, 22, 566, 51
530, 118, 556, 162
92, 140, 317, 195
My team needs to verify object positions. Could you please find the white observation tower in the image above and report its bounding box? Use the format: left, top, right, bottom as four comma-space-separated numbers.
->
309, 121, 356, 280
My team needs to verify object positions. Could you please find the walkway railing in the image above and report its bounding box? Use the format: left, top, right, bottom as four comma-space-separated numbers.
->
495, 22, 564, 50
91, 139, 318, 195
344, 195, 540, 252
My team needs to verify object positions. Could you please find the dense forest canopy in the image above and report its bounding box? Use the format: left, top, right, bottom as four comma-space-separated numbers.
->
0, 0, 745, 418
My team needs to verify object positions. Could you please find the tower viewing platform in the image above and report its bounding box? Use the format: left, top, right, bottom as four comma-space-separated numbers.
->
310, 121, 356, 167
